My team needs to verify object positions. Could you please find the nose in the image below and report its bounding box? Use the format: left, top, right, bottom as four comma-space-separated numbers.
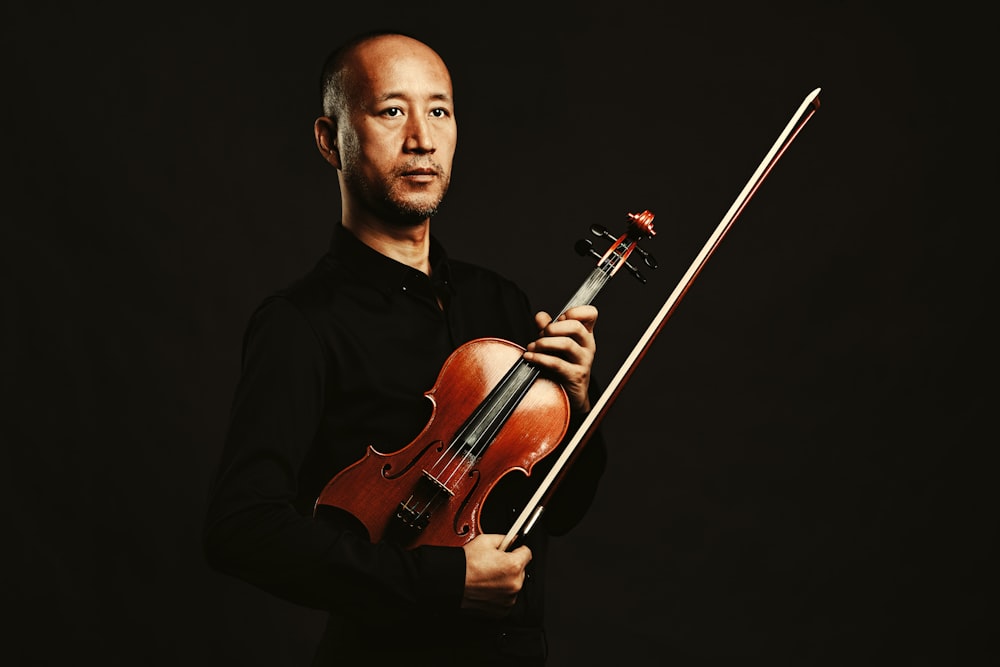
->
403, 114, 435, 154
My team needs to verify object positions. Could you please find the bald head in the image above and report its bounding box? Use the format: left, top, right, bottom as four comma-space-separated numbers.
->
313, 31, 458, 230
320, 32, 452, 119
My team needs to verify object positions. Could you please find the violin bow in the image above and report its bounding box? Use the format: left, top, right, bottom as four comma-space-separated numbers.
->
500, 87, 823, 551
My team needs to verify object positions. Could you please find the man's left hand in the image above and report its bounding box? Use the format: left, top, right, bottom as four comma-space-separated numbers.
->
523, 305, 598, 414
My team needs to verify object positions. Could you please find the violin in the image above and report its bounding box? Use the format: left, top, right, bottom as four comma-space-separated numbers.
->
313, 211, 657, 549
314, 87, 822, 552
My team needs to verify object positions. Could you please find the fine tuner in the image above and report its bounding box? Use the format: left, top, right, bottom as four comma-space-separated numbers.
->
575, 223, 659, 284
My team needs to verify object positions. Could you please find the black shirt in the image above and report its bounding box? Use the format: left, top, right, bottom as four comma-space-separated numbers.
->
204, 223, 606, 663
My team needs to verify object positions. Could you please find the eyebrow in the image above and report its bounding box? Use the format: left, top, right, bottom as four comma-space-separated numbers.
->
375, 91, 453, 104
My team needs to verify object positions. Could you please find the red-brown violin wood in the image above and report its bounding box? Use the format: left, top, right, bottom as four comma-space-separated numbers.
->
313, 213, 657, 549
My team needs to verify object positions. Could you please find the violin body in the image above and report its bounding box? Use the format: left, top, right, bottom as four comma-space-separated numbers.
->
313, 337, 570, 549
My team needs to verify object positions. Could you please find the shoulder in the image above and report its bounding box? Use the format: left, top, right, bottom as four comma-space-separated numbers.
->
241, 254, 344, 354
274, 253, 346, 312
252, 252, 360, 335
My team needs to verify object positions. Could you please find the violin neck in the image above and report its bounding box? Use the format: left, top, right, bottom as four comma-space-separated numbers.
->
454, 267, 613, 455
554, 266, 611, 318
450, 226, 633, 465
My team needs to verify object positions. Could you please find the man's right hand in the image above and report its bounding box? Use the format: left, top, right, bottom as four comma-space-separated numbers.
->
460, 533, 532, 617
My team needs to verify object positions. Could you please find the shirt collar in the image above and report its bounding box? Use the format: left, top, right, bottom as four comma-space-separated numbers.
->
327, 223, 454, 297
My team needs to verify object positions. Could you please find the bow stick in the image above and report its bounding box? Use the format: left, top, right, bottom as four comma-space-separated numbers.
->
500, 87, 823, 551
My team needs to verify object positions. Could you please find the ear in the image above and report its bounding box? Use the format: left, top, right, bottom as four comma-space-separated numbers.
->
313, 116, 341, 169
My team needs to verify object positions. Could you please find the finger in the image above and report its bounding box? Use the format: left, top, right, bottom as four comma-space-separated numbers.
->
529, 336, 586, 363
558, 305, 598, 332
511, 544, 532, 566
530, 327, 595, 363
523, 351, 582, 384
536, 321, 593, 347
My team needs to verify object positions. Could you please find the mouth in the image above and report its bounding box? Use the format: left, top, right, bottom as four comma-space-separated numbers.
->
401, 167, 438, 184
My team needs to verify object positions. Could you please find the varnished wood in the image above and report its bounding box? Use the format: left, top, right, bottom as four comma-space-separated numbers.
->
313, 338, 569, 548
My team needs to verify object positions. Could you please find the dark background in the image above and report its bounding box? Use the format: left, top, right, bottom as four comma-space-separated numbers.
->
3, 1, 995, 665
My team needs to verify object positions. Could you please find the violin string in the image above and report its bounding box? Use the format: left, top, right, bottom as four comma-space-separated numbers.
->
436, 360, 539, 490
438, 262, 620, 491
428, 358, 530, 474
421, 243, 623, 507
433, 256, 620, 490
404, 235, 632, 532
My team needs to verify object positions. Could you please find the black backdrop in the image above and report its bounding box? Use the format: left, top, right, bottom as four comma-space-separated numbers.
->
3, 1, 996, 665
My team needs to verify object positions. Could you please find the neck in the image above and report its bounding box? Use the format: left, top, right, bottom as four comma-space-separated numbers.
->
343, 214, 432, 275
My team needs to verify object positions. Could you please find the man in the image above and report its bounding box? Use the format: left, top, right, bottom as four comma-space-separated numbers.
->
204, 30, 606, 666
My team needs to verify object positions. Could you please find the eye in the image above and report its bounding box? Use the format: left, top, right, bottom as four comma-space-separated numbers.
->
382, 107, 403, 118
430, 108, 450, 118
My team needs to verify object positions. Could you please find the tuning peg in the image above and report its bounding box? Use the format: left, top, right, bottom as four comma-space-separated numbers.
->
575, 238, 601, 260
634, 246, 658, 270
589, 224, 610, 239
624, 260, 647, 284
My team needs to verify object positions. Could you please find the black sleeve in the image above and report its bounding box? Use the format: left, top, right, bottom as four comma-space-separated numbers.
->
202, 297, 466, 615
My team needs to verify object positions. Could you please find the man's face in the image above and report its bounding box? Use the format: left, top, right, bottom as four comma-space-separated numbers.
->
336, 36, 457, 224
